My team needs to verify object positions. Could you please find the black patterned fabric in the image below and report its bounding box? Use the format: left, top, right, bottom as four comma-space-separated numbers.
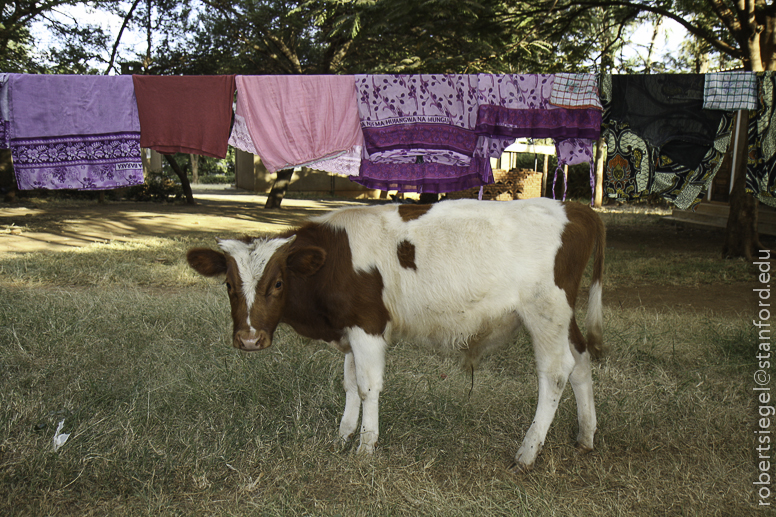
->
601, 74, 735, 210
746, 72, 776, 207
609, 74, 725, 170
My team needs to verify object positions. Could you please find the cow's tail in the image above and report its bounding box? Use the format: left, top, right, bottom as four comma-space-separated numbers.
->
585, 214, 606, 359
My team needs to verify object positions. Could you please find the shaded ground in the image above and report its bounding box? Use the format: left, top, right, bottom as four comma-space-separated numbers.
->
604, 222, 762, 318
0, 185, 361, 252
0, 185, 761, 318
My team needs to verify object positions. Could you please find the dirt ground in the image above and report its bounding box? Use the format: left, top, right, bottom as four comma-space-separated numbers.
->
0, 185, 761, 318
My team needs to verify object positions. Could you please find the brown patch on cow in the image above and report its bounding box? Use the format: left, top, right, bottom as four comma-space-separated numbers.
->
398, 204, 432, 222
274, 222, 391, 342
397, 240, 417, 270
554, 202, 606, 355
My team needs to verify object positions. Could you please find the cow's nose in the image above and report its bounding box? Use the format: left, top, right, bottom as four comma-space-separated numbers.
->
234, 329, 271, 351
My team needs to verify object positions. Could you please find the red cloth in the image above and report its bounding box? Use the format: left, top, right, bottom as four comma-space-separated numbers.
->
132, 75, 236, 158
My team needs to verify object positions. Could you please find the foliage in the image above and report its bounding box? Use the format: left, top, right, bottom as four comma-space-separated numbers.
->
198, 173, 234, 184
504, 0, 775, 72
125, 171, 184, 202
144, 0, 555, 75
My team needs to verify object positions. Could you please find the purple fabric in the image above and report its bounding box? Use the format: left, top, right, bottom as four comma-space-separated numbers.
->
476, 74, 555, 109
356, 74, 480, 162
354, 74, 602, 195
351, 155, 493, 193
474, 106, 601, 140
554, 138, 596, 201
0, 74, 9, 149
475, 74, 601, 161
8, 74, 143, 190
556, 138, 596, 167
476, 74, 601, 201
355, 74, 489, 193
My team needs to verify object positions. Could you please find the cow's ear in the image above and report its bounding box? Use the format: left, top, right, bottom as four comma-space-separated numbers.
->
187, 248, 227, 277
287, 246, 327, 276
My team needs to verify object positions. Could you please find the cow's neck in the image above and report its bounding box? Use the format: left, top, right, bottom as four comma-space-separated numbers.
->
280, 275, 344, 343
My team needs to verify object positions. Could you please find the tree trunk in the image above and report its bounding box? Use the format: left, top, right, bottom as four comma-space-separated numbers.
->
723, 167, 763, 260
265, 169, 294, 209
190, 154, 200, 184
722, 23, 774, 258
594, 137, 606, 207
722, 111, 763, 259
164, 154, 195, 205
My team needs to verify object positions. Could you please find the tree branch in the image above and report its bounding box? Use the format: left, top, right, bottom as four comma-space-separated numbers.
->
104, 0, 143, 75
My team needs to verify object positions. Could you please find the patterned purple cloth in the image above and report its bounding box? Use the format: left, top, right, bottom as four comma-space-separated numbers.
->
475, 74, 601, 159
7, 74, 143, 191
354, 74, 489, 193
476, 74, 601, 200
353, 74, 602, 195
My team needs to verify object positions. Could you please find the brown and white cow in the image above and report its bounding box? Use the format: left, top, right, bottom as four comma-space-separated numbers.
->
187, 197, 605, 471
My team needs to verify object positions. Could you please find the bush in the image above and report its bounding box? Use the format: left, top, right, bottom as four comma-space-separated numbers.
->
198, 174, 235, 185
125, 173, 183, 202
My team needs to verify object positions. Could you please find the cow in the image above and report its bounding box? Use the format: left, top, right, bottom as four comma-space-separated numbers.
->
186, 197, 606, 472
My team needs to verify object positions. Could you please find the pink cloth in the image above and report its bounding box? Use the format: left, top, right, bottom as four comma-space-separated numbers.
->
235, 75, 363, 173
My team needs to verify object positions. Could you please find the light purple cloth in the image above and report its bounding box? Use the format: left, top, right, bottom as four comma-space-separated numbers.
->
7, 74, 143, 190
0, 74, 10, 148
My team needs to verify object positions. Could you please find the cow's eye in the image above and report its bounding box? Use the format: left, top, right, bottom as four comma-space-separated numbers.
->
274, 280, 283, 289
225, 282, 232, 292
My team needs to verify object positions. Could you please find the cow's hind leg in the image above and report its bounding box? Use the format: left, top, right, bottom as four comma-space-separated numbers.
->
514, 296, 576, 472
347, 327, 387, 454
568, 322, 597, 452
339, 351, 360, 442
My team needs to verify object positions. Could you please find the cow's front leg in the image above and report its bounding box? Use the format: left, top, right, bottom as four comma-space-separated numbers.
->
339, 351, 360, 442
347, 327, 386, 454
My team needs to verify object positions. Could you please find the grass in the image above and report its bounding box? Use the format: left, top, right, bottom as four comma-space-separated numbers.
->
0, 210, 765, 516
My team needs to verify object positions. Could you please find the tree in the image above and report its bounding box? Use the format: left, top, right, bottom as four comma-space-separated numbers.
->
0, 0, 96, 71
506, 0, 774, 258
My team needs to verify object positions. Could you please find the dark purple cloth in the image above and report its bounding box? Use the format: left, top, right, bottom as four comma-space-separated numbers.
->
351, 156, 493, 193
475, 106, 601, 140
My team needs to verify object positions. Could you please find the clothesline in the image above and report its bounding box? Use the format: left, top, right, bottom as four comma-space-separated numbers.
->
0, 72, 773, 210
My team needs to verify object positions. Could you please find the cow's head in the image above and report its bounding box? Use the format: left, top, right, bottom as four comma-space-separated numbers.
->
187, 236, 326, 351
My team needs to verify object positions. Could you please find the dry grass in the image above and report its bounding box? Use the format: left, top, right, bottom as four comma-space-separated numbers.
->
0, 212, 763, 516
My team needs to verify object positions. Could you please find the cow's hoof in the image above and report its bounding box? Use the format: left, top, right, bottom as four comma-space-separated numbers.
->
575, 442, 594, 454
508, 461, 534, 474
355, 443, 375, 455
331, 437, 352, 453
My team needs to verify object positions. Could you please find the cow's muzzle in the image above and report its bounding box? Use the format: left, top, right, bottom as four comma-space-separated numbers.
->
234, 329, 272, 351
